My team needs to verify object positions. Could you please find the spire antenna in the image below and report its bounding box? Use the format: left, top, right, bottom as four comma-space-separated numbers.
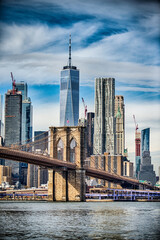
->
69, 34, 71, 68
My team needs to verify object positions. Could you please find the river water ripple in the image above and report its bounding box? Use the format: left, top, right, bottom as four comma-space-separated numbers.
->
0, 201, 160, 240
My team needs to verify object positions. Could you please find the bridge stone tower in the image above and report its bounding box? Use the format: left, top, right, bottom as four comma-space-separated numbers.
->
48, 126, 86, 201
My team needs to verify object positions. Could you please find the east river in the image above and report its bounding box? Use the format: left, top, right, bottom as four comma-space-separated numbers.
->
0, 201, 160, 240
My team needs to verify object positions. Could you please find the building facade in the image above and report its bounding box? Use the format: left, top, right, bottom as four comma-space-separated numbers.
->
15, 82, 33, 186
4, 89, 22, 183
138, 151, 156, 186
135, 131, 141, 178
27, 131, 49, 188
60, 36, 79, 126
0, 94, 4, 138
115, 95, 125, 155
94, 78, 116, 155
141, 128, 150, 154
15, 82, 32, 144
87, 112, 95, 156
86, 153, 123, 188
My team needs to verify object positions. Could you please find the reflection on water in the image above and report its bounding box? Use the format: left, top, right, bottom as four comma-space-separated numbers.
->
0, 202, 160, 240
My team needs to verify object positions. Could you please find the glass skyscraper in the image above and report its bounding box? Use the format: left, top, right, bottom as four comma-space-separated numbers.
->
60, 36, 79, 126
15, 82, 32, 144
141, 128, 150, 154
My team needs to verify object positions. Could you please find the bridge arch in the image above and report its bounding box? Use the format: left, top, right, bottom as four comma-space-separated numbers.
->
69, 138, 77, 163
57, 138, 64, 160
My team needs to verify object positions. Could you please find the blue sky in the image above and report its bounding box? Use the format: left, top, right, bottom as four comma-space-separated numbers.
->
0, 0, 160, 174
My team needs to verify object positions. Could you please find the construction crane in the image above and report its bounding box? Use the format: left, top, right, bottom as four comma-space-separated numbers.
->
11, 72, 16, 95
82, 97, 87, 119
133, 114, 138, 131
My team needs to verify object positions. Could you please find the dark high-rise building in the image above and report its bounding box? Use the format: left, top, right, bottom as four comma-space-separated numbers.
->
138, 151, 156, 186
138, 129, 156, 185
0, 94, 4, 138
15, 82, 27, 100
4, 88, 22, 183
15, 82, 32, 144
141, 128, 150, 154
15, 81, 32, 186
60, 35, 79, 126
87, 112, 95, 156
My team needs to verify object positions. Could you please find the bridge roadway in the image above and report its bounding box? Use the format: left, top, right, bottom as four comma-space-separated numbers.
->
0, 146, 156, 190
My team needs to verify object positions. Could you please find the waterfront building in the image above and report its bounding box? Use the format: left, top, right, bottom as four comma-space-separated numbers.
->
138, 151, 156, 186
87, 153, 123, 188
115, 95, 125, 155
60, 35, 79, 126
138, 128, 156, 185
27, 131, 48, 188
0, 94, 4, 138
15, 81, 33, 186
141, 128, 150, 154
4, 87, 22, 184
87, 112, 95, 156
93, 78, 116, 155
0, 165, 12, 185
123, 158, 133, 178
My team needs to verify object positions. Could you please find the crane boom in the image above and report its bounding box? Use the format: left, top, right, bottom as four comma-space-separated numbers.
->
82, 97, 87, 118
133, 114, 138, 131
11, 72, 16, 95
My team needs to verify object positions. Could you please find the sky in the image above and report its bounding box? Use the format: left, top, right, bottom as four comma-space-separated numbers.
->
0, 0, 160, 175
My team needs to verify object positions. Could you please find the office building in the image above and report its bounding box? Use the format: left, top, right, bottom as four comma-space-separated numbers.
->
0, 95, 4, 138
15, 81, 33, 185
135, 131, 141, 178
27, 131, 48, 188
123, 158, 133, 178
141, 128, 150, 154
60, 35, 79, 126
15, 82, 32, 144
0, 165, 12, 185
115, 95, 125, 155
4, 87, 22, 183
87, 153, 123, 188
138, 151, 156, 186
87, 112, 95, 156
138, 128, 156, 185
93, 78, 116, 155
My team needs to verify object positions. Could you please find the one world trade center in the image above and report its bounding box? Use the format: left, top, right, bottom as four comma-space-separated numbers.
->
60, 35, 79, 126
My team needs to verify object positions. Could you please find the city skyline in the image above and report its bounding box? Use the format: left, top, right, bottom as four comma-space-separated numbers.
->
0, 0, 159, 174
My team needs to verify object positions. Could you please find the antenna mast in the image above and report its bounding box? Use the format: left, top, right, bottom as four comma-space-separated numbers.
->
69, 34, 71, 68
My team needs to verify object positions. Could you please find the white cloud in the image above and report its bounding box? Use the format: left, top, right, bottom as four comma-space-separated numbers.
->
33, 102, 59, 131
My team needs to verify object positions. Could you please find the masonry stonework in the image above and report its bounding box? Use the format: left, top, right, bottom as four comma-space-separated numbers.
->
48, 126, 86, 201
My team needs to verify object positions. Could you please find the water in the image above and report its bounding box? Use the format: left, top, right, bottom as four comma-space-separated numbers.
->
0, 201, 160, 240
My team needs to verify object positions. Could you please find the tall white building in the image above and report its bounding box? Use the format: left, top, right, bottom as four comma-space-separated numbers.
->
93, 78, 116, 155
115, 95, 125, 155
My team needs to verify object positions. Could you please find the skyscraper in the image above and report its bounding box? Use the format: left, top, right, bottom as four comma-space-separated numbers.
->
15, 82, 32, 144
0, 95, 4, 138
87, 112, 95, 156
94, 78, 116, 155
27, 131, 48, 188
138, 128, 156, 185
115, 95, 125, 155
141, 128, 150, 154
15, 81, 32, 185
4, 87, 22, 183
135, 131, 141, 178
60, 35, 79, 126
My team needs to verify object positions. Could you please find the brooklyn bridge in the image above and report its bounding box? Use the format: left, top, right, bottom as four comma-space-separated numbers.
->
0, 126, 157, 201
